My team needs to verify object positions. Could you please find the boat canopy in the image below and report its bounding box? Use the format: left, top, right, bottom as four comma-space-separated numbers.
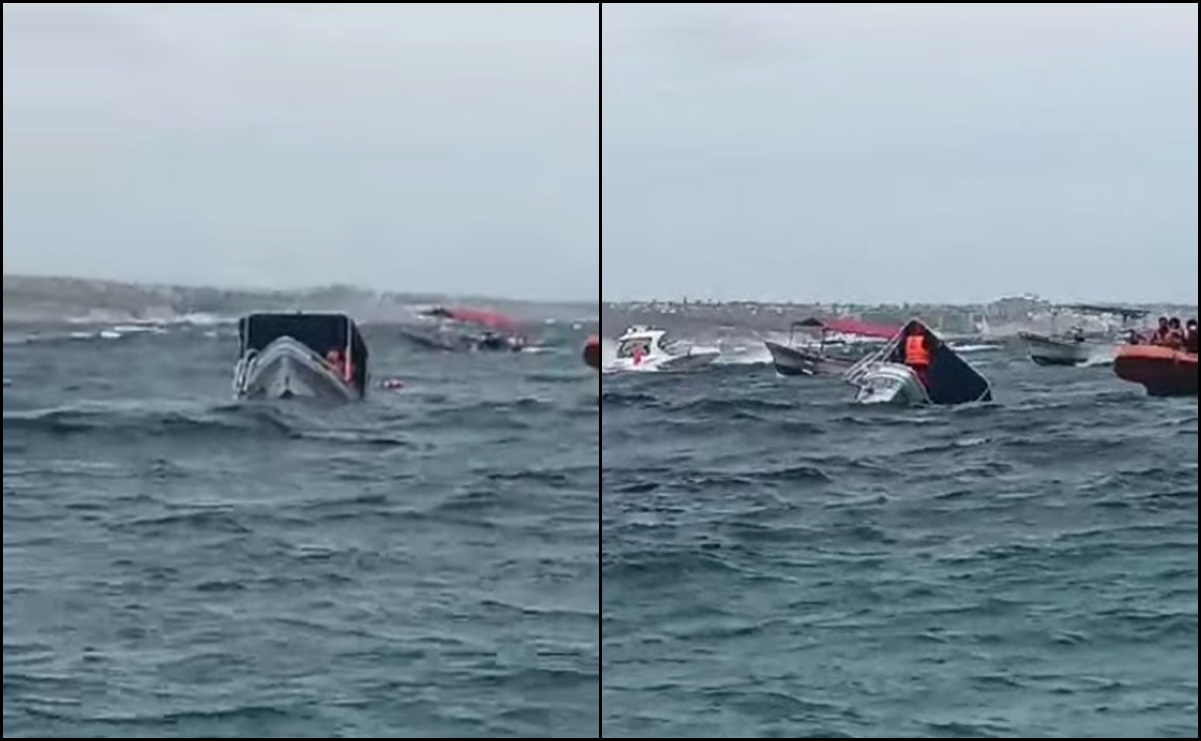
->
239, 312, 369, 391
884, 319, 992, 405
1055, 303, 1151, 320
795, 316, 899, 339
423, 306, 520, 331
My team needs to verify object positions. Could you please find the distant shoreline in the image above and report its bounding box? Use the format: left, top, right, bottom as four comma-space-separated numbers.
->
2, 274, 598, 326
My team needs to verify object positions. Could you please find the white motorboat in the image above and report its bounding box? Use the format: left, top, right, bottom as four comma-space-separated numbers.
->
1018, 329, 1092, 366
604, 326, 720, 373
844, 320, 992, 407
233, 313, 368, 401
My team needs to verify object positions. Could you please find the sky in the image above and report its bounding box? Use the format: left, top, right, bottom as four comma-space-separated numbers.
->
3, 3, 599, 302
602, 3, 1199, 305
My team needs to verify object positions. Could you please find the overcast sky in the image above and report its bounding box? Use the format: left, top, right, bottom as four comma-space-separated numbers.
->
602, 3, 1198, 304
3, 3, 599, 301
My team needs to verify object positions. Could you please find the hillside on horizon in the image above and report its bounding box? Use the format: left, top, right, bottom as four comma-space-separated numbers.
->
2, 274, 597, 326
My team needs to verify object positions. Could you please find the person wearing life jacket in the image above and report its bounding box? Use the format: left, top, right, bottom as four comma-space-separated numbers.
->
903, 324, 932, 389
325, 347, 353, 383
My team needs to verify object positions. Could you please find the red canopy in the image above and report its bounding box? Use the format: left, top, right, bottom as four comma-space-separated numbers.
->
426, 306, 520, 331
800, 316, 899, 340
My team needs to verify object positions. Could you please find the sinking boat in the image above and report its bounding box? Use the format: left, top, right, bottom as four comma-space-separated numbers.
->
604, 326, 720, 373
233, 313, 368, 400
764, 317, 894, 376
844, 319, 992, 406
583, 335, 601, 370
1113, 344, 1198, 397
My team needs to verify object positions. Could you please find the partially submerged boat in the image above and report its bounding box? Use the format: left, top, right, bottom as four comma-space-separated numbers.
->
233, 313, 368, 400
398, 306, 527, 353
604, 326, 720, 373
583, 335, 601, 370
1113, 344, 1198, 397
844, 319, 992, 406
764, 317, 895, 376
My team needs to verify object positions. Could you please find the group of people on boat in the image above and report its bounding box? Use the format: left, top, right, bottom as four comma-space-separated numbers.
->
1131, 316, 1198, 355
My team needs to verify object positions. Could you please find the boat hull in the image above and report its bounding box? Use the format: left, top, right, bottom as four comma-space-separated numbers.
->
1113, 345, 1198, 397
1020, 332, 1091, 366
235, 337, 358, 401
852, 363, 930, 406
604, 350, 719, 374
764, 341, 853, 376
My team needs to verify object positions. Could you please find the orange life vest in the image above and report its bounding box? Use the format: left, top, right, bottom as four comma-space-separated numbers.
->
905, 334, 931, 367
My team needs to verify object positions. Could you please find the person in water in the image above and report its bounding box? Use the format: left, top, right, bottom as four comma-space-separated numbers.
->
903, 324, 932, 389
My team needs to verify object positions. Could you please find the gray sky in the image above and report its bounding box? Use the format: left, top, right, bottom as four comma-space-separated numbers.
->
602, 3, 1198, 304
3, 3, 599, 302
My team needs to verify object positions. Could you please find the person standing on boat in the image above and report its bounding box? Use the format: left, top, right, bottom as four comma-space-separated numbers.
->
903, 325, 932, 389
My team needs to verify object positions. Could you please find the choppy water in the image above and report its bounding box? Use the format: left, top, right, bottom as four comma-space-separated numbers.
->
602, 351, 1197, 738
4, 324, 600, 738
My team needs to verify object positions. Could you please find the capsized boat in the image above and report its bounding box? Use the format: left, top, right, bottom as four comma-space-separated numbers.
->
233, 313, 368, 400
764, 317, 895, 376
1113, 344, 1198, 397
604, 326, 720, 373
844, 319, 992, 406
583, 335, 601, 370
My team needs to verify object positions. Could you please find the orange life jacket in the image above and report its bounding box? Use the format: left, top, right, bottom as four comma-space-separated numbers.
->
905, 334, 931, 367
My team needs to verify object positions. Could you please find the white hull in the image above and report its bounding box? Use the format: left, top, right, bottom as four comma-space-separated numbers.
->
234, 337, 357, 401
604, 349, 719, 374
851, 362, 930, 406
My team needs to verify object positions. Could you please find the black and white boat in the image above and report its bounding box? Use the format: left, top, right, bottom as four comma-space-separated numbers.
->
844, 319, 992, 406
233, 313, 368, 401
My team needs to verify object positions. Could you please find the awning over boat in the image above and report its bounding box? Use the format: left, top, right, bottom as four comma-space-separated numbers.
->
423, 306, 521, 331
1055, 303, 1150, 319
795, 316, 899, 340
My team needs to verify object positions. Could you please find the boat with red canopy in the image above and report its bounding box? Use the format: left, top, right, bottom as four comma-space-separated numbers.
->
764, 316, 897, 376
399, 306, 527, 352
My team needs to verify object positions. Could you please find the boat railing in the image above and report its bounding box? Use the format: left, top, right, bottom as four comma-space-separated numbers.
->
843, 336, 903, 386
232, 349, 258, 393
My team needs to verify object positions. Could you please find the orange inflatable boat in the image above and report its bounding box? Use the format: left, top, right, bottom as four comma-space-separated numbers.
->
1113, 344, 1198, 397
583, 335, 601, 370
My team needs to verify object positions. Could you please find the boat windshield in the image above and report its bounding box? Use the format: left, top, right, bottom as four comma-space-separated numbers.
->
616, 338, 652, 359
